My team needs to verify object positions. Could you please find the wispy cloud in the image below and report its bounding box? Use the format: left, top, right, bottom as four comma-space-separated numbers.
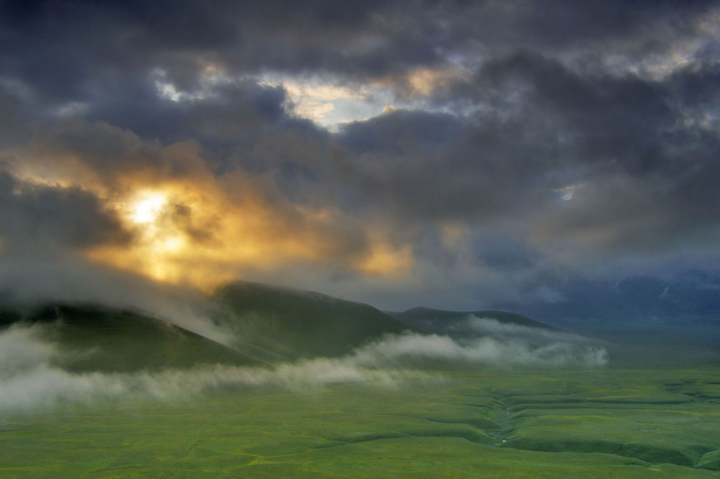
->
351, 331, 608, 369
0, 323, 607, 413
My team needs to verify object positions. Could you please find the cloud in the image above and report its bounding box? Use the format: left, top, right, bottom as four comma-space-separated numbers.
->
0, 256, 232, 344
1, 119, 414, 293
0, 323, 606, 412
1, 1, 714, 105
326, 49, 720, 297
0, 0, 720, 309
0, 171, 130, 254
0, 323, 404, 412
350, 332, 608, 369
461, 315, 599, 344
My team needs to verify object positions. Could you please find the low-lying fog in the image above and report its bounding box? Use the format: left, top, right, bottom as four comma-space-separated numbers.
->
0, 317, 607, 412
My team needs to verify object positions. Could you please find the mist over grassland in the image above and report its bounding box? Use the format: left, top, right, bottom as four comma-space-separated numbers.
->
0, 275, 716, 479
5, 305, 718, 478
2, 365, 720, 478
0, 317, 607, 412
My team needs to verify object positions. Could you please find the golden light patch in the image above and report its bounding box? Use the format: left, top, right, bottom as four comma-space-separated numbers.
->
159, 236, 185, 252
268, 80, 358, 123
407, 66, 463, 96
89, 180, 415, 289
129, 191, 168, 224
357, 242, 413, 277
85, 179, 316, 289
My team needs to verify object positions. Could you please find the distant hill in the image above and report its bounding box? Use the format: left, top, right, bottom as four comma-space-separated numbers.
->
487, 275, 720, 365
387, 307, 558, 337
0, 283, 567, 372
1, 304, 259, 372
501, 275, 720, 342
210, 281, 421, 361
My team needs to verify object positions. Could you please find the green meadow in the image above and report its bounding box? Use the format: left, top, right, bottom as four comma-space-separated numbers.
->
2, 367, 720, 478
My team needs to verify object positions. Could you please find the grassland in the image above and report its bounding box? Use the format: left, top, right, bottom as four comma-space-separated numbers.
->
1, 367, 720, 478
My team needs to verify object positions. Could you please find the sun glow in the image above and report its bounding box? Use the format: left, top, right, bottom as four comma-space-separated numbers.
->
93, 188, 204, 284
159, 236, 185, 252
85, 181, 416, 290
130, 192, 168, 224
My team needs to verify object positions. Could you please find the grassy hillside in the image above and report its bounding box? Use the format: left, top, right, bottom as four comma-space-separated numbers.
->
211, 281, 421, 361
388, 306, 558, 336
3, 304, 259, 372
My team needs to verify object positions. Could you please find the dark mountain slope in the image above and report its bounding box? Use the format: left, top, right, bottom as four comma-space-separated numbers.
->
211, 281, 421, 361
2, 304, 260, 372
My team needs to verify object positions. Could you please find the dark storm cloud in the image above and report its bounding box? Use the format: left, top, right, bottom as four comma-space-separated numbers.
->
0, 83, 26, 146
333, 101, 571, 225
320, 43, 720, 298
0, 0, 715, 111
0, 171, 130, 253
83, 79, 329, 175
467, 52, 720, 256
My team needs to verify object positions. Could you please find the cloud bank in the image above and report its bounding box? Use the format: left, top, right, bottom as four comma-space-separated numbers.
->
0, 323, 607, 412
350, 331, 608, 369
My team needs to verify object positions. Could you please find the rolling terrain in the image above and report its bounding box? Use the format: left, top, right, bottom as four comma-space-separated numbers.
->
0, 281, 563, 370
0, 283, 717, 478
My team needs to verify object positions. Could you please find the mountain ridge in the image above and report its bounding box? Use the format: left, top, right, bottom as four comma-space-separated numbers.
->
0, 303, 260, 372
210, 280, 423, 361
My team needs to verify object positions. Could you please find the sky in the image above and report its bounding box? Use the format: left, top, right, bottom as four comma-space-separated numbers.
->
1, 0, 720, 311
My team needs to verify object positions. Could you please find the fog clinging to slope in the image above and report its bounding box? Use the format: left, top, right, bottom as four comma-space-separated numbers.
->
0, 257, 233, 345
0, 323, 607, 412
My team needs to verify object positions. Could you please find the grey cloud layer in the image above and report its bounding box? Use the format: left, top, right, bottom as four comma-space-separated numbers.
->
0, 171, 130, 253
1, 1, 714, 100
333, 49, 720, 282
1, 0, 720, 307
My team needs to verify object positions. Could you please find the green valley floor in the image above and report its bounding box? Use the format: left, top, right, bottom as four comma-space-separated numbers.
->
2, 368, 720, 478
